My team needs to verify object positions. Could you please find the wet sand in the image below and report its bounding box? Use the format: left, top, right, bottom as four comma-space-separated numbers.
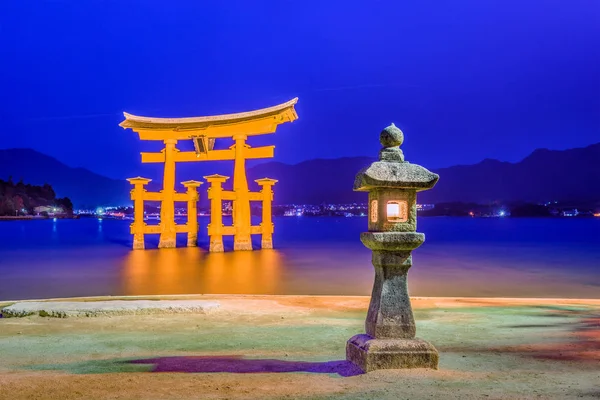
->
1, 295, 599, 399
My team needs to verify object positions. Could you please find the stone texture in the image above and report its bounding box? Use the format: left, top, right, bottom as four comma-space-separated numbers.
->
354, 161, 439, 192
347, 334, 439, 371
379, 147, 404, 162
367, 189, 417, 232
354, 124, 439, 192
158, 237, 177, 249
366, 252, 415, 338
1, 300, 220, 318
209, 238, 224, 252
132, 235, 145, 250
361, 232, 425, 251
234, 241, 253, 251
347, 124, 439, 373
187, 234, 198, 247
379, 123, 404, 147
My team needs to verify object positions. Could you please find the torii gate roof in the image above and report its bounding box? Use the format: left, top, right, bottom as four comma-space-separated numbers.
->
120, 98, 298, 140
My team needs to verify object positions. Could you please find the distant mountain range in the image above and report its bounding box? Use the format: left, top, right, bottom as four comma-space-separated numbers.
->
420, 143, 600, 204
1, 143, 599, 208
0, 149, 131, 208
248, 143, 600, 205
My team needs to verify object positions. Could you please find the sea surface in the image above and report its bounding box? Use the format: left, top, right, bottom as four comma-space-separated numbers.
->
0, 217, 599, 301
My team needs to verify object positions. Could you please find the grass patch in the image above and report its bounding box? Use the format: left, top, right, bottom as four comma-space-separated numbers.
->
27, 358, 155, 374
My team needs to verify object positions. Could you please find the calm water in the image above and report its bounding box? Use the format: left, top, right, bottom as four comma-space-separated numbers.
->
0, 217, 599, 300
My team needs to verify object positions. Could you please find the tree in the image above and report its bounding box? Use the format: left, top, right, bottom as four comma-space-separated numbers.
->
55, 197, 74, 215
13, 195, 24, 213
0, 180, 61, 216
41, 183, 55, 201
0, 198, 15, 216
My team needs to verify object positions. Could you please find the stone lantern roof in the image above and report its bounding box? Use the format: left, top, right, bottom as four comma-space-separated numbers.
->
354, 124, 439, 192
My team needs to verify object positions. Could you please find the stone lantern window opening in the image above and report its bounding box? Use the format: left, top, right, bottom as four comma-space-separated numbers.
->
386, 200, 408, 223
370, 200, 378, 223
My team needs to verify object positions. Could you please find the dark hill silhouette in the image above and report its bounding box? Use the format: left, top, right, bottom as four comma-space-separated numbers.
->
419, 143, 600, 204
1, 143, 599, 207
247, 143, 600, 205
247, 157, 373, 205
0, 149, 130, 208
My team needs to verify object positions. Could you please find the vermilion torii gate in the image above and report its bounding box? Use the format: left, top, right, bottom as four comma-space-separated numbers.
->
120, 98, 298, 251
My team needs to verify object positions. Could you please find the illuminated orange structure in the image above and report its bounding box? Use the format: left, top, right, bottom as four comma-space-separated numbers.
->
121, 247, 284, 295
126, 177, 202, 250
121, 98, 298, 250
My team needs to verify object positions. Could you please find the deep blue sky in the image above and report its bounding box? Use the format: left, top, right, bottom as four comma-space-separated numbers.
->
1, 0, 598, 180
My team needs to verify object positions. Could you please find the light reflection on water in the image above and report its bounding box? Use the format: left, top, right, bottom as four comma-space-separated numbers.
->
0, 217, 599, 300
121, 248, 285, 295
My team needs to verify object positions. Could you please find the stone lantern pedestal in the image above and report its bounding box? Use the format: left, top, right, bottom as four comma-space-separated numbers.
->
346, 232, 438, 371
346, 124, 440, 372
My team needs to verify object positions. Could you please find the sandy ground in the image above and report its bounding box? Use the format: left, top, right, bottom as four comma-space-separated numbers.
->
1, 295, 599, 400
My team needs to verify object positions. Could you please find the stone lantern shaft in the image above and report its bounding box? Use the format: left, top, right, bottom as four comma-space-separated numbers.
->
366, 241, 417, 339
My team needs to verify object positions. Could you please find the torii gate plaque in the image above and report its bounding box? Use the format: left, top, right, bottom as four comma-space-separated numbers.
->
120, 98, 298, 250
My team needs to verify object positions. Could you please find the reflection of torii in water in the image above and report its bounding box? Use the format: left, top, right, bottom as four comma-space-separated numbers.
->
120, 98, 299, 251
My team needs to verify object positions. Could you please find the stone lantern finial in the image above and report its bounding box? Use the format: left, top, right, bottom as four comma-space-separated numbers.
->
379, 123, 405, 163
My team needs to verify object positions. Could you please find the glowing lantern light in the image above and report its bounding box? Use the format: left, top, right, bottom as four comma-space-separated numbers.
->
386, 201, 407, 222
387, 202, 400, 219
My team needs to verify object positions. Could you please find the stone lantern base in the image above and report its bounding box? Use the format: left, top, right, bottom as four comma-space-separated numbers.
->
347, 334, 439, 372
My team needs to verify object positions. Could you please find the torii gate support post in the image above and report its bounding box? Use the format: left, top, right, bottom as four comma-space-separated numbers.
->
205, 174, 228, 252
159, 139, 179, 249
182, 180, 202, 247
256, 178, 277, 249
127, 177, 152, 250
233, 134, 252, 251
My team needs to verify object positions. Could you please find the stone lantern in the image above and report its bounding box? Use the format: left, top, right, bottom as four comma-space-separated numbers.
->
346, 123, 440, 372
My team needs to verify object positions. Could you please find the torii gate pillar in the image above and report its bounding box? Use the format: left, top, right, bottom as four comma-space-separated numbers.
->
159, 139, 178, 248
233, 134, 252, 251
182, 180, 203, 247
